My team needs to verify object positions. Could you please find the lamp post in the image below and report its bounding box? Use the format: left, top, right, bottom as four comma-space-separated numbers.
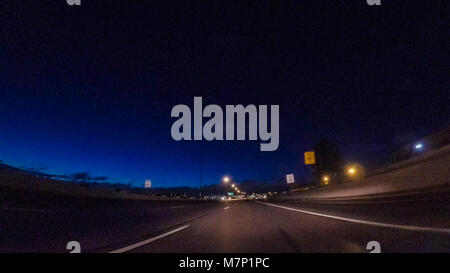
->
322, 175, 330, 185
222, 176, 231, 184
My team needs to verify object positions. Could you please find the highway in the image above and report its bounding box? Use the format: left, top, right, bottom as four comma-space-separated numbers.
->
1, 186, 449, 253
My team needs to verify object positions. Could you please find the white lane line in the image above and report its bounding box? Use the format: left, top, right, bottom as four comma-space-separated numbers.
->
170, 206, 186, 209
0, 206, 60, 213
285, 198, 441, 205
224, 206, 230, 210
257, 201, 450, 235
109, 225, 190, 253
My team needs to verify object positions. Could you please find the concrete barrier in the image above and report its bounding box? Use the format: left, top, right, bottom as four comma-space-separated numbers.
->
286, 145, 450, 200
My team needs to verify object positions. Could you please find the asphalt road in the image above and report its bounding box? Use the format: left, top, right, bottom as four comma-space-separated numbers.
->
1, 187, 449, 253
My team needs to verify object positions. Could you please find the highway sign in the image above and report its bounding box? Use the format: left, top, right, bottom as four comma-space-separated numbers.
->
304, 151, 316, 165
286, 174, 295, 184
145, 179, 152, 188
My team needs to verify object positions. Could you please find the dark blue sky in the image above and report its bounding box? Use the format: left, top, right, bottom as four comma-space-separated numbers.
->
0, 1, 448, 187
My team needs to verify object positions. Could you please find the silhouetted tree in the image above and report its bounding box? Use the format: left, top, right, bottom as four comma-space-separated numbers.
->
314, 139, 343, 184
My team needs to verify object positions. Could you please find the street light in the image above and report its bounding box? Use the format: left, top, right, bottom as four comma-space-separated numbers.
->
222, 176, 231, 184
347, 167, 356, 175
414, 143, 423, 150
345, 164, 365, 181
322, 175, 330, 185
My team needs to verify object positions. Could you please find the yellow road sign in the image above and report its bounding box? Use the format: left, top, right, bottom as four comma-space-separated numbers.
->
304, 151, 316, 165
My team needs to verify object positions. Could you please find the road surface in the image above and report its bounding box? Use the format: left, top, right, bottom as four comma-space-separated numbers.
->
1, 186, 449, 252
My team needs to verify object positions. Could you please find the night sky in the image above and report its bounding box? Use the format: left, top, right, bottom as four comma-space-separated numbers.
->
0, 1, 448, 187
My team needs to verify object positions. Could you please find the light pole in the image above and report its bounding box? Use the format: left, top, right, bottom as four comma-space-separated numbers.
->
222, 176, 231, 184
322, 175, 330, 185
345, 164, 365, 181
347, 167, 356, 175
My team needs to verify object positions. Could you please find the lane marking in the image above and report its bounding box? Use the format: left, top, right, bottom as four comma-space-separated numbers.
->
224, 206, 229, 210
284, 197, 446, 205
109, 225, 190, 253
170, 205, 186, 209
257, 201, 450, 235
0, 206, 60, 213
